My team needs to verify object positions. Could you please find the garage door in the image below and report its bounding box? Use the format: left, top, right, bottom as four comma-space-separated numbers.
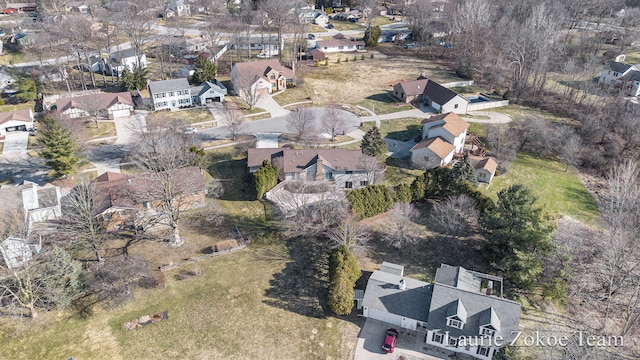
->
111, 109, 131, 118
366, 307, 403, 327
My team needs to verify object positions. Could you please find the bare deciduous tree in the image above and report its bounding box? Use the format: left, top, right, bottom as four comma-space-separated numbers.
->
219, 104, 247, 140
235, 74, 262, 110
383, 202, 420, 249
328, 216, 369, 255
61, 181, 106, 262
286, 107, 316, 141
429, 194, 480, 237
128, 118, 205, 247
320, 105, 347, 141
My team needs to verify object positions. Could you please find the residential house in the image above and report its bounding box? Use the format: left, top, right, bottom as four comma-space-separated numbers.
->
315, 34, 366, 53
410, 112, 468, 169
148, 78, 192, 110
0, 109, 34, 135
313, 13, 329, 26
362, 262, 522, 360
598, 60, 639, 86
0, 181, 62, 231
392, 77, 469, 114
109, 49, 147, 75
473, 157, 498, 184
0, 237, 42, 268
620, 70, 640, 97
4, 3, 37, 12
66, 1, 89, 13
308, 48, 326, 61
55, 92, 134, 119
230, 59, 295, 95
247, 148, 381, 189
162, 35, 208, 56
191, 80, 227, 104
231, 35, 284, 57
164, 0, 190, 17
91, 168, 207, 232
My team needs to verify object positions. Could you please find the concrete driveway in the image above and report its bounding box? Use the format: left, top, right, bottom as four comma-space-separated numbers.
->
355, 319, 442, 360
2, 131, 29, 155
256, 94, 290, 118
385, 138, 416, 159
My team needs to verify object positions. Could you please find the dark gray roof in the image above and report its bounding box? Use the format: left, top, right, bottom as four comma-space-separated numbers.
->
478, 307, 501, 331
148, 78, 190, 95
445, 298, 467, 321
191, 80, 227, 97
434, 263, 481, 292
427, 283, 521, 342
623, 70, 640, 81
380, 261, 404, 276
111, 48, 137, 60
424, 79, 461, 105
604, 61, 632, 73
362, 269, 432, 322
37, 187, 59, 208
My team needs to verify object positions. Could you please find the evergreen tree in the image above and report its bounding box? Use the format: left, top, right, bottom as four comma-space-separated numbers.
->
39, 117, 82, 176
364, 25, 381, 47
361, 127, 386, 158
16, 76, 38, 103
410, 174, 427, 201
254, 160, 279, 199
121, 65, 148, 90
328, 245, 361, 315
394, 183, 412, 203
40, 246, 87, 308
192, 54, 217, 84
450, 154, 478, 186
483, 184, 557, 290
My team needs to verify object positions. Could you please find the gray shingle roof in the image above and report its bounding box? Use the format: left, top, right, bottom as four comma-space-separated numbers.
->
434, 263, 481, 292
148, 78, 190, 95
427, 283, 521, 342
362, 269, 432, 322
604, 61, 632, 73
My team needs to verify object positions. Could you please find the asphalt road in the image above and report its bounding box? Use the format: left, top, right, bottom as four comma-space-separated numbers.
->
0, 153, 51, 184
199, 107, 362, 140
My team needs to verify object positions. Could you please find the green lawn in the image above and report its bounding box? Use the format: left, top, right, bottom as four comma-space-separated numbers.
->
272, 84, 313, 107
488, 153, 600, 224
372, 16, 395, 27
491, 105, 576, 125
356, 95, 414, 115
157, 108, 215, 124
384, 158, 423, 185
86, 122, 117, 139
0, 102, 35, 112
362, 118, 423, 141
328, 20, 363, 31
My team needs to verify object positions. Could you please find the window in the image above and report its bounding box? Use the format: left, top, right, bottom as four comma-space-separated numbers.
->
145, 202, 152, 209
447, 318, 463, 329
431, 333, 444, 344
477, 347, 490, 357
360, 181, 368, 187
270, 74, 276, 80
614, 72, 619, 76
346, 170, 353, 174
170, 92, 175, 96
481, 328, 496, 337
324, 172, 333, 180
338, 46, 344, 50
448, 337, 458, 347
454, 104, 459, 108
345, 181, 353, 189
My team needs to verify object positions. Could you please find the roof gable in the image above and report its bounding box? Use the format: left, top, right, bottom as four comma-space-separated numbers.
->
247, 148, 377, 174
148, 78, 190, 94
411, 137, 455, 159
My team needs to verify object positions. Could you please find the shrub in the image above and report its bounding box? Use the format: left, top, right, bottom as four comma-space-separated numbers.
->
345, 57, 349, 62
494, 169, 501, 177
361, 54, 365, 60
315, 59, 320, 67
254, 160, 279, 199
347, 185, 393, 218
502, 90, 511, 100
328, 245, 361, 315
370, 53, 374, 59
324, 58, 329, 66
455, 66, 474, 80
352, 56, 357, 61
394, 183, 412, 203
337, 58, 341, 64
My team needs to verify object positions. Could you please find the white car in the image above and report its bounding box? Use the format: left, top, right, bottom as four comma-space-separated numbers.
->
183, 127, 198, 134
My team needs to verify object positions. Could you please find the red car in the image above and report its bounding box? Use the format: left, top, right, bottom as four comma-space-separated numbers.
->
382, 328, 399, 353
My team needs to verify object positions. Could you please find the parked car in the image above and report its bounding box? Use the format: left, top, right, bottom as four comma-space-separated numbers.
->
382, 328, 399, 353
403, 42, 417, 49
308, 33, 316, 40
182, 127, 198, 134
326, 23, 334, 29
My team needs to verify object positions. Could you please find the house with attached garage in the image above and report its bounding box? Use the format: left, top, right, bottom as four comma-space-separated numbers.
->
392, 76, 469, 114
247, 148, 382, 189
410, 112, 469, 169
55, 92, 134, 119
190, 80, 227, 104
0, 109, 34, 135
315, 34, 366, 53
362, 262, 522, 360
231, 59, 295, 95
148, 78, 192, 110
91, 168, 207, 232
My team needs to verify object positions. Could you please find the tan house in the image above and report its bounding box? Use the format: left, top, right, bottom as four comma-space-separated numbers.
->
474, 157, 498, 184
410, 112, 469, 169
248, 148, 382, 189
92, 167, 207, 232
231, 59, 295, 95
55, 92, 134, 119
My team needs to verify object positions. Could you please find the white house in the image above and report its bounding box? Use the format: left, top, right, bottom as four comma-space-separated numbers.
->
599, 61, 639, 86
165, 0, 190, 17
474, 157, 498, 184
110, 49, 147, 75
315, 34, 366, 53
0, 69, 16, 89
0, 181, 62, 232
362, 263, 522, 360
410, 112, 468, 169
621, 70, 640, 97
232, 35, 284, 56
0, 109, 34, 135
191, 80, 227, 104
313, 13, 329, 26
55, 92, 134, 119
247, 148, 381, 189
148, 78, 192, 110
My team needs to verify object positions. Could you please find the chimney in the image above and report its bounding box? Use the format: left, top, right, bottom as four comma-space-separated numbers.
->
398, 278, 406, 290
316, 158, 324, 178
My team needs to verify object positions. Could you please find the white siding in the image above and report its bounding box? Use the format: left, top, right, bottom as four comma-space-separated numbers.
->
365, 307, 403, 327
441, 97, 468, 114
